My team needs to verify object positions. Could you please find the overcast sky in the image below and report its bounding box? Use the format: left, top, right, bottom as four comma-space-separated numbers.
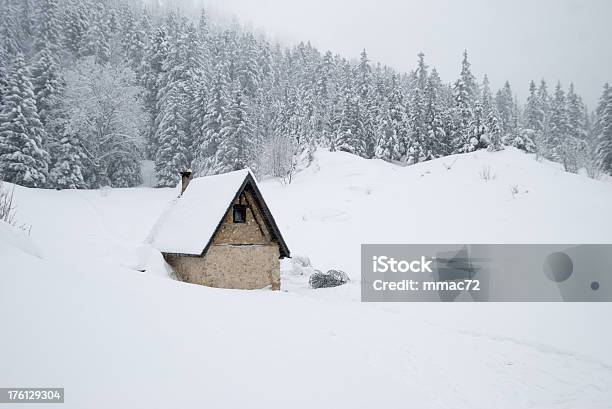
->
161, 0, 611, 107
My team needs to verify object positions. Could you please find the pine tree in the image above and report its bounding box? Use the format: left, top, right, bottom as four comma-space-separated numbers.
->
486, 111, 504, 152
81, 1, 110, 64
411, 52, 429, 160
155, 21, 201, 165
141, 26, 168, 157
49, 131, 86, 189
495, 81, 514, 137
18, 0, 36, 41
0, 54, 50, 187
524, 80, 540, 131
63, 0, 88, 56
423, 68, 449, 157
313, 50, 336, 146
215, 80, 254, 173
154, 91, 189, 187
452, 51, 477, 153
481, 75, 494, 118
0, 0, 23, 55
107, 145, 142, 187
549, 82, 574, 170
537, 80, 551, 131
470, 101, 487, 150
375, 74, 407, 161
120, 5, 147, 70
566, 83, 587, 141
356, 49, 376, 158
335, 63, 366, 157
30, 0, 62, 126
596, 84, 612, 174
193, 65, 229, 175
0, 46, 8, 108
237, 32, 261, 99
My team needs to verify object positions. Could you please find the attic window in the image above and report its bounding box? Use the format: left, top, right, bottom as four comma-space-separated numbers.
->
233, 204, 247, 223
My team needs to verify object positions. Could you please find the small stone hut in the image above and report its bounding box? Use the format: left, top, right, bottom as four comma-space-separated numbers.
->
147, 169, 290, 290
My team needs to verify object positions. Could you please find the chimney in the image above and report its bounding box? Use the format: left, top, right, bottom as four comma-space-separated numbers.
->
180, 169, 193, 195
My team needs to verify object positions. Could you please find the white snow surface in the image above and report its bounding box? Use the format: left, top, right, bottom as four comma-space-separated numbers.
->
147, 168, 252, 255
2, 147, 612, 409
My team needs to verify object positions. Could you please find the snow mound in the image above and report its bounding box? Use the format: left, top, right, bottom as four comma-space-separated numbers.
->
0, 221, 42, 258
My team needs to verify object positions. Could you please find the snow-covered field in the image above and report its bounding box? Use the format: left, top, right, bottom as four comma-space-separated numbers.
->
2, 147, 612, 408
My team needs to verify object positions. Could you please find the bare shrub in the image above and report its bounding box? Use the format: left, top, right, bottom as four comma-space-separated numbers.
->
0, 182, 31, 234
442, 157, 458, 170
510, 184, 519, 199
585, 164, 603, 180
479, 165, 496, 181
0, 182, 17, 225
257, 132, 297, 186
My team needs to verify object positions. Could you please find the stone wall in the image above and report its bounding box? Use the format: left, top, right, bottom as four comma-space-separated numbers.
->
167, 244, 280, 290
214, 189, 272, 245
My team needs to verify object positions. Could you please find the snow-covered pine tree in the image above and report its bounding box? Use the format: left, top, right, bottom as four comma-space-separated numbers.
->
154, 91, 189, 187
425, 68, 451, 157
565, 83, 593, 171
596, 84, 612, 174
30, 0, 62, 126
524, 80, 541, 132
486, 111, 504, 152
0, 53, 50, 187
0, 0, 23, 55
452, 50, 477, 153
0, 46, 8, 108
197, 8, 210, 44
481, 75, 494, 119
470, 101, 487, 150
49, 130, 87, 189
566, 83, 587, 141
548, 82, 575, 171
374, 74, 407, 161
80, 0, 110, 64
411, 52, 430, 161
313, 50, 336, 146
119, 5, 147, 70
107, 144, 142, 187
374, 99, 396, 161
63, 0, 89, 57
335, 63, 366, 157
237, 32, 261, 99
141, 26, 168, 157
327, 54, 348, 150
214, 79, 254, 173
495, 81, 515, 138
189, 9, 212, 145
156, 20, 203, 165
192, 64, 230, 176
356, 49, 376, 158
18, 0, 35, 38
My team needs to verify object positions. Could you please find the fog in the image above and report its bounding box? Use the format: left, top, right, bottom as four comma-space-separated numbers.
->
156, 0, 612, 107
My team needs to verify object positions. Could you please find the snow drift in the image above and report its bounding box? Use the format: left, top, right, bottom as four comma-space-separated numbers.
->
1, 148, 612, 409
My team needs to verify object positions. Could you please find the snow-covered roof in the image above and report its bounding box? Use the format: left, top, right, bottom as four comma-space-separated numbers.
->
146, 169, 289, 257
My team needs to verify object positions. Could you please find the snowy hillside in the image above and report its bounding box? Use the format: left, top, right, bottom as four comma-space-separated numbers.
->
2, 148, 612, 408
